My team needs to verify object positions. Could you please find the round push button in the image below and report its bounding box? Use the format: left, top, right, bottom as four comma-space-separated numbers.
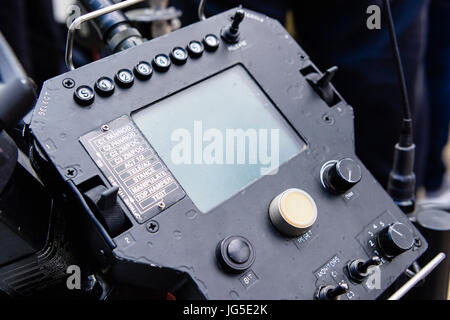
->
134, 61, 153, 80
153, 53, 171, 72
74, 85, 95, 106
203, 34, 220, 51
269, 188, 317, 237
227, 238, 251, 264
187, 40, 204, 58
170, 47, 188, 65
115, 69, 134, 88
95, 77, 115, 97
216, 236, 255, 273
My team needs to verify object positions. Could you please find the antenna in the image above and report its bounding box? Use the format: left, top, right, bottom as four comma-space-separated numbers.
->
383, 0, 416, 213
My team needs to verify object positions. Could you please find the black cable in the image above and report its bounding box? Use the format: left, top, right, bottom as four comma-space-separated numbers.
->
383, 0, 413, 147
384, 0, 416, 213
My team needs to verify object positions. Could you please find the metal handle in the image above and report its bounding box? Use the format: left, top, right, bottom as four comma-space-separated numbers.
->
65, 0, 146, 70
388, 252, 446, 300
198, 0, 207, 21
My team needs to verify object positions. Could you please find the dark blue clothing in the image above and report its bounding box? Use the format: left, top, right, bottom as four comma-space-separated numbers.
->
171, 0, 288, 25
174, 0, 433, 189
293, 0, 431, 189
0, 0, 64, 89
424, 0, 450, 191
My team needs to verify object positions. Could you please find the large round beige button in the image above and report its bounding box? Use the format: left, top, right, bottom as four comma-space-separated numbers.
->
269, 188, 317, 237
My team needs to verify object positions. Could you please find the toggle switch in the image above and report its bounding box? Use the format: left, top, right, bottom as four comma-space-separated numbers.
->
84, 185, 126, 237
221, 8, 245, 43
306, 66, 339, 106
315, 282, 349, 300
97, 186, 119, 210
346, 256, 381, 282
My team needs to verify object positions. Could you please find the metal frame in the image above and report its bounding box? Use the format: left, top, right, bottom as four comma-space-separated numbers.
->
388, 252, 446, 300
198, 0, 207, 21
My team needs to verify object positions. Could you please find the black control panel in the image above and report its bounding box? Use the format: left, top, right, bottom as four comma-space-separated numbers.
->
29, 8, 427, 299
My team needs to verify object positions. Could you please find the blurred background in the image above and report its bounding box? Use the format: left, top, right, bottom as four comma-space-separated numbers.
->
0, 0, 448, 297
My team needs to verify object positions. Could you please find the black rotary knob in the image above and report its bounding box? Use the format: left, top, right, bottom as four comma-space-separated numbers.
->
377, 222, 415, 258
322, 158, 362, 193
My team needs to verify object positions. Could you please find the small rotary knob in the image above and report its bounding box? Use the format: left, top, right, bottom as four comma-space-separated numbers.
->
377, 222, 415, 258
322, 158, 362, 194
269, 188, 317, 237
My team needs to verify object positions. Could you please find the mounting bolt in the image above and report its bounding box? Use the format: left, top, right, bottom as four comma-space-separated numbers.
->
147, 220, 159, 233
101, 125, 110, 132
414, 237, 422, 248
158, 201, 166, 210
62, 78, 75, 89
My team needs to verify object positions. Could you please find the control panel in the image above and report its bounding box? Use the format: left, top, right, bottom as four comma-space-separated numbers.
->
29, 8, 427, 299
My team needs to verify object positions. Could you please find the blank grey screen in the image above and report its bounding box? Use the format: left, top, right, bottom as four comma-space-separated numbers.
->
132, 65, 305, 212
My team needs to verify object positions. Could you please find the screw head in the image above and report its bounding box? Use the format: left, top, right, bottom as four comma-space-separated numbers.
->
101, 125, 110, 132
65, 167, 77, 178
62, 78, 75, 88
147, 220, 159, 233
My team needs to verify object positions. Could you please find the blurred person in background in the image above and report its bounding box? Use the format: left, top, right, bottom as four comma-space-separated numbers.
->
1, 0, 449, 204
0, 0, 65, 90
419, 0, 450, 207
174, 0, 449, 201
292, 0, 431, 190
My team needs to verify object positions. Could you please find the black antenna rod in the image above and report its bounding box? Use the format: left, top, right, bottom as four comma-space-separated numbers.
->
383, 0, 416, 213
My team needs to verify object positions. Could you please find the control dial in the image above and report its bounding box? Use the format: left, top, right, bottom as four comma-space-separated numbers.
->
322, 158, 362, 194
377, 222, 415, 258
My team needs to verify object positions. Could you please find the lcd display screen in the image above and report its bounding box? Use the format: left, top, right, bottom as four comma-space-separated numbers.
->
132, 65, 306, 212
